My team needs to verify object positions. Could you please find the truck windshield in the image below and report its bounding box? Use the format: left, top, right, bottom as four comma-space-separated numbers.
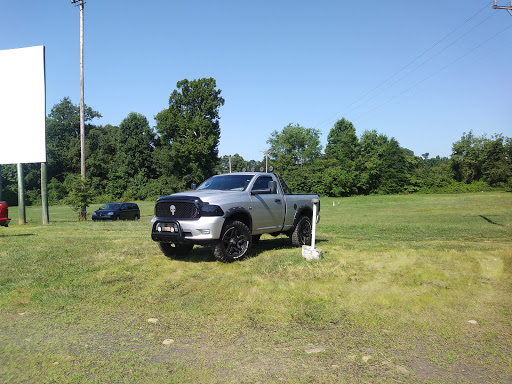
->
197, 174, 254, 191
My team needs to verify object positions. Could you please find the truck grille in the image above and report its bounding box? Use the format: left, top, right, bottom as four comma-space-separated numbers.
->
155, 201, 200, 219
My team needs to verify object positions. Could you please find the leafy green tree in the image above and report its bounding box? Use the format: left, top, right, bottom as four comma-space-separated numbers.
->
450, 131, 511, 188
0, 164, 18, 206
378, 138, 409, 194
216, 154, 249, 174
65, 175, 93, 220
322, 165, 358, 196
117, 112, 155, 177
481, 134, 511, 187
322, 118, 359, 196
86, 124, 120, 194
267, 123, 322, 170
46, 97, 101, 181
450, 131, 484, 183
325, 118, 358, 166
356, 130, 388, 194
155, 78, 224, 185
406, 154, 451, 193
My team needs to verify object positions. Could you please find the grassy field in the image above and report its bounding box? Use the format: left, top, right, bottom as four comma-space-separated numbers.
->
0, 192, 511, 383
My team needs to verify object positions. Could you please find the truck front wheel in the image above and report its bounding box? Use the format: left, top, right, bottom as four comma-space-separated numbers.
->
212, 220, 252, 262
291, 215, 312, 247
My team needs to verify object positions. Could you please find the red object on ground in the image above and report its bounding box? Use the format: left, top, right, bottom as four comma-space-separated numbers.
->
0, 201, 11, 227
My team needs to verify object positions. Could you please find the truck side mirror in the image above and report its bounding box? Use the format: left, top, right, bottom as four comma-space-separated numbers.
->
191, 183, 197, 190
268, 181, 277, 194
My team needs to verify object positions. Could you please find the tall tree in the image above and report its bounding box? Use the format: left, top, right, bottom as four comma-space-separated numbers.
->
267, 123, 322, 169
325, 118, 358, 166
323, 118, 359, 196
356, 130, 389, 194
378, 138, 409, 194
46, 97, 101, 181
450, 131, 484, 183
117, 112, 155, 178
86, 124, 120, 194
155, 78, 224, 185
481, 134, 511, 186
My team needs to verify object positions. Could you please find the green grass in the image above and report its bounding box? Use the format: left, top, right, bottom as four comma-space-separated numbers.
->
1, 192, 511, 383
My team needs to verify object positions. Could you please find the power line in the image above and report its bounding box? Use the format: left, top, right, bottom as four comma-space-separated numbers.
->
352, 22, 512, 123
313, 2, 499, 131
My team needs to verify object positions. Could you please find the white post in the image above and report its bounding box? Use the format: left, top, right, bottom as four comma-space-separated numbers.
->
302, 198, 322, 261
311, 198, 319, 249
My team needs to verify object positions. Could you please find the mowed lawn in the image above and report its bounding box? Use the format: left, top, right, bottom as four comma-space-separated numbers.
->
0, 192, 511, 383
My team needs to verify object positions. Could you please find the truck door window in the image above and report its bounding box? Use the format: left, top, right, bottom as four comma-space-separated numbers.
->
252, 176, 274, 192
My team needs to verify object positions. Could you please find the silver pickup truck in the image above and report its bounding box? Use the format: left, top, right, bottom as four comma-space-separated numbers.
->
151, 172, 320, 262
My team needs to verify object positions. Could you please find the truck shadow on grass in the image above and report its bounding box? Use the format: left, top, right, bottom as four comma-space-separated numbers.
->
168, 236, 328, 263
252, 236, 327, 253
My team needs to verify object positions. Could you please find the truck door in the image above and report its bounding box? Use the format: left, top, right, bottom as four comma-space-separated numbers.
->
249, 176, 285, 232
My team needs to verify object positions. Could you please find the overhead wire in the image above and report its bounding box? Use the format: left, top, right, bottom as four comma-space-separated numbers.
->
342, 10, 499, 117
313, 1, 500, 131
352, 22, 512, 123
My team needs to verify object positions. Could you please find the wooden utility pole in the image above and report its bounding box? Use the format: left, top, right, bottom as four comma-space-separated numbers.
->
260, 150, 273, 173
71, 0, 87, 220
41, 163, 49, 224
17, 164, 25, 224
493, 1, 512, 15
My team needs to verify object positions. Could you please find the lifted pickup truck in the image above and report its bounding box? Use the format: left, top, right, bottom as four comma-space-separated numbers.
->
0, 201, 11, 227
151, 172, 320, 262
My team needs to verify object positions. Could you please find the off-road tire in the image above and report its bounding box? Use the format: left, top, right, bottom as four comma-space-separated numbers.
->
212, 220, 252, 263
158, 242, 194, 258
291, 215, 312, 247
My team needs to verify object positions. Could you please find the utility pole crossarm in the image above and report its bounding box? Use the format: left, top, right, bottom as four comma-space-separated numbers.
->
493, 1, 512, 16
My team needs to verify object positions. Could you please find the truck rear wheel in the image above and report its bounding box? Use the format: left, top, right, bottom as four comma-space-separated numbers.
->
291, 215, 312, 247
212, 220, 252, 262
158, 242, 194, 258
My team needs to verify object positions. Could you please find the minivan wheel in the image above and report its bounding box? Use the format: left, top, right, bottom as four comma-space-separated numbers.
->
212, 220, 252, 263
158, 242, 194, 258
291, 215, 312, 247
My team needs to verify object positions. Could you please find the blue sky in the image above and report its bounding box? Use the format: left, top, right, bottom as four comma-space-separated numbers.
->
1, 0, 511, 162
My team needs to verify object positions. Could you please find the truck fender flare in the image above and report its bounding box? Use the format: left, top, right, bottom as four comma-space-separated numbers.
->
292, 205, 313, 228
223, 206, 253, 231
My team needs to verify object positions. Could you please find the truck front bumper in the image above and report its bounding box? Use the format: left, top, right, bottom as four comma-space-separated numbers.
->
151, 216, 225, 244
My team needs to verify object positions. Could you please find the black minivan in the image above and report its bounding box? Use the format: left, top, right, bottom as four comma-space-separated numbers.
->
92, 202, 140, 221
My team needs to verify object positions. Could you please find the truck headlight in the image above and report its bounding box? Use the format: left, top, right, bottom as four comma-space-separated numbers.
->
199, 204, 224, 217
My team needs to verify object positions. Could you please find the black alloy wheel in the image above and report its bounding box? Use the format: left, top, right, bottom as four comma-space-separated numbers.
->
291, 215, 312, 247
212, 220, 252, 263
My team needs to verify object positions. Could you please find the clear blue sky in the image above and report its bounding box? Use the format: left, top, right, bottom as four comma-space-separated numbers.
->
1, 0, 511, 162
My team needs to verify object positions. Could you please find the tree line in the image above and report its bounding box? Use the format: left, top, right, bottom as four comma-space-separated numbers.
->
0, 77, 510, 208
